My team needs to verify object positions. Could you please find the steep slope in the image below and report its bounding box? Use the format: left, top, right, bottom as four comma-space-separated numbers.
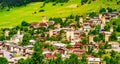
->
0, 0, 119, 28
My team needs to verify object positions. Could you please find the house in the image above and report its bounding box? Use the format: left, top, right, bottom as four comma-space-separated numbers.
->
47, 21, 55, 25
73, 49, 85, 54
99, 29, 105, 33
105, 16, 110, 22
30, 16, 48, 28
39, 22, 48, 27
57, 47, 68, 55
109, 42, 119, 49
9, 59, 15, 64
77, 54, 93, 58
7, 34, 23, 44
54, 24, 61, 28
70, 22, 77, 26
29, 40, 36, 45
44, 53, 56, 59
53, 43, 66, 48
88, 58, 101, 64
24, 53, 32, 58
109, 13, 118, 19
83, 23, 91, 32
42, 50, 56, 59
73, 42, 82, 48
0, 51, 3, 57
30, 23, 40, 28
89, 18, 102, 25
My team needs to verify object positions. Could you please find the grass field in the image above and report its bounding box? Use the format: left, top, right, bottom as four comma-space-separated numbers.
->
0, 0, 119, 28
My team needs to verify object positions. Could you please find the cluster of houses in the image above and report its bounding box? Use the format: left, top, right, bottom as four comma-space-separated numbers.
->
0, 11, 120, 64
0, 43, 33, 64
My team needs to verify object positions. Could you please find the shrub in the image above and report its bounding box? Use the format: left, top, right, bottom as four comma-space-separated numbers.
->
99, 8, 106, 13
6, 9, 10, 11
39, 9, 45, 12
52, 3, 56, 6
117, 1, 120, 5
34, 11, 37, 14
61, 4, 64, 6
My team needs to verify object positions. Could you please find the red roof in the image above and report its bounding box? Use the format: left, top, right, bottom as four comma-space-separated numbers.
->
79, 36, 85, 39
30, 23, 39, 28
73, 49, 85, 52
39, 22, 47, 26
30, 22, 47, 28
44, 53, 56, 58
76, 54, 93, 58
97, 42, 105, 45
68, 48, 74, 50
74, 43, 82, 46
77, 54, 82, 57
87, 54, 92, 58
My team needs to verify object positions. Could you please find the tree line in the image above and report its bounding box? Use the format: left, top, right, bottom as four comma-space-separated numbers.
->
0, 0, 69, 9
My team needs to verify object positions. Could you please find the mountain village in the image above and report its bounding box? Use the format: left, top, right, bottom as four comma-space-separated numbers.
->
0, 11, 120, 64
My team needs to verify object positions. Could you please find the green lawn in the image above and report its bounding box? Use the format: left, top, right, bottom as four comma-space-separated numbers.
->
0, 0, 119, 28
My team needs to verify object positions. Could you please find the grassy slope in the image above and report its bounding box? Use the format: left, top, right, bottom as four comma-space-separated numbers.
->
0, 0, 119, 28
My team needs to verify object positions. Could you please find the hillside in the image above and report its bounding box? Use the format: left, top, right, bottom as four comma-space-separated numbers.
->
0, 0, 119, 28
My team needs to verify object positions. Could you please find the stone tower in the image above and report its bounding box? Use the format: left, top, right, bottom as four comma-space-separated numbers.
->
89, 35, 94, 43
101, 23, 104, 29
4, 30, 9, 37
17, 30, 20, 35
105, 34, 110, 42
79, 17, 83, 24
49, 30, 53, 37
42, 16, 47, 23
56, 24, 61, 28
101, 17, 106, 25
66, 31, 70, 41
99, 14, 102, 20
66, 31, 74, 41
70, 31, 74, 40
110, 26, 113, 33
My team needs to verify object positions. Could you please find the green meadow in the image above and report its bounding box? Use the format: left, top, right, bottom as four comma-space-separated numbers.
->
0, 0, 119, 28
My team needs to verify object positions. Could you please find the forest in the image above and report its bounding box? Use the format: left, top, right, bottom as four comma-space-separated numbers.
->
0, 0, 69, 8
